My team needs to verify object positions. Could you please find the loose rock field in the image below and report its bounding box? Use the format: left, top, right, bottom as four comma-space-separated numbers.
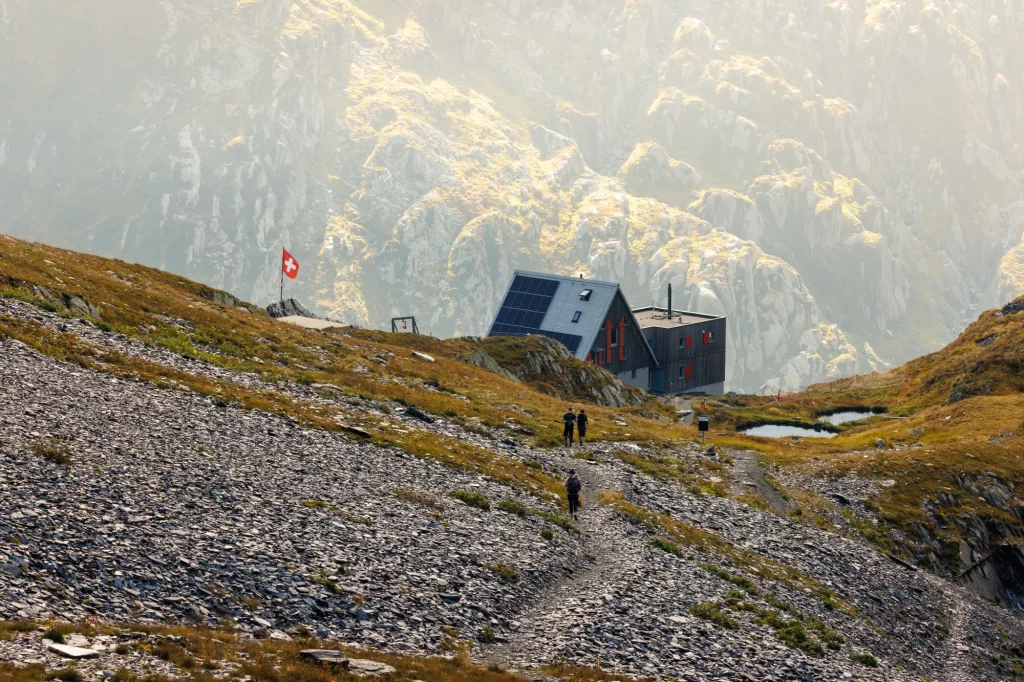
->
1, 300, 1022, 681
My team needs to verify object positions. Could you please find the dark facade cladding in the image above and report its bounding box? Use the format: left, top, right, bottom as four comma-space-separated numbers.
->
487, 271, 726, 395
639, 313, 727, 394
584, 290, 653, 376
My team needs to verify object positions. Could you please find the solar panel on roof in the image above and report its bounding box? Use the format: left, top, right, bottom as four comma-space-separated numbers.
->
490, 275, 583, 352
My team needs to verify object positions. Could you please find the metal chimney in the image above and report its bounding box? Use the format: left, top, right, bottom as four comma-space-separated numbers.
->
667, 283, 672, 320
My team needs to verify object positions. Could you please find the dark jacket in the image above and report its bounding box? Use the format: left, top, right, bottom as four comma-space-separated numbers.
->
576, 413, 588, 430
562, 412, 576, 425
566, 475, 582, 494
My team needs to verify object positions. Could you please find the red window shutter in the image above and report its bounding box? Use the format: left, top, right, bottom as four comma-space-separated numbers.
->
703, 332, 711, 344
618, 316, 626, 362
606, 320, 613, 365
685, 364, 692, 379
588, 352, 593, 364
686, 336, 693, 348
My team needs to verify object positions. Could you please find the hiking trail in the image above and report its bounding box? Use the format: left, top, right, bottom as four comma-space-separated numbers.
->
484, 452, 642, 672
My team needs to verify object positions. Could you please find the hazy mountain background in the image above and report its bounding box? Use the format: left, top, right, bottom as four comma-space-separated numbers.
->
1, 0, 1022, 392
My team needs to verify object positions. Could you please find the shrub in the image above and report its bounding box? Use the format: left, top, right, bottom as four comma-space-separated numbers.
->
393, 488, 444, 511
773, 621, 823, 656
851, 653, 879, 667
701, 564, 759, 595
47, 670, 84, 682
477, 626, 496, 643
31, 438, 72, 466
651, 538, 684, 557
497, 499, 529, 517
42, 628, 68, 644
153, 641, 195, 668
540, 528, 554, 541
535, 511, 577, 533
817, 627, 845, 651
313, 574, 342, 595
690, 602, 738, 630
485, 562, 521, 583
345, 514, 373, 527
447, 490, 490, 511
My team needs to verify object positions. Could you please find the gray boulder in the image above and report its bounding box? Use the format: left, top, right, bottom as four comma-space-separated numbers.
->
266, 298, 317, 319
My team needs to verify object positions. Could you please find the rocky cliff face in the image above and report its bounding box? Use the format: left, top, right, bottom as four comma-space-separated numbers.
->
1, 0, 1022, 391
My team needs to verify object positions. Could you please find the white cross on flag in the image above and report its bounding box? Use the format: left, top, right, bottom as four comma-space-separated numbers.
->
281, 249, 299, 279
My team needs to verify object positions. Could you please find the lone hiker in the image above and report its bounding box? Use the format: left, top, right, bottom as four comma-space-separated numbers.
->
562, 406, 576, 447
566, 469, 583, 520
576, 408, 589, 445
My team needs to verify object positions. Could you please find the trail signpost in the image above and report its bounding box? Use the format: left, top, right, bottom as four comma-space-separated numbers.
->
698, 415, 710, 443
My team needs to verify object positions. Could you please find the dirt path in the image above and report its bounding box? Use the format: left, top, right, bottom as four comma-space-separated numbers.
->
728, 449, 789, 515
483, 454, 640, 670
927, 576, 977, 682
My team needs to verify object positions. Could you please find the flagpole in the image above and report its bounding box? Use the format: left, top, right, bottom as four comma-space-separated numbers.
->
280, 249, 284, 303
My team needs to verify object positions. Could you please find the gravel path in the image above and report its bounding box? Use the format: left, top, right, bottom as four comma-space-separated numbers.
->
729, 449, 789, 515
485, 458, 638, 670
925, 572, 977, 682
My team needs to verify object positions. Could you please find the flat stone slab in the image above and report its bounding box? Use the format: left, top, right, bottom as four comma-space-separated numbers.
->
48, 643, 100, 659
299, 649, 349, 667
64, 634, 90, 648
348, 659, 398, 677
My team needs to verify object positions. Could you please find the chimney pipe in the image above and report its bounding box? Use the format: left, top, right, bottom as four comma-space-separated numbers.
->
667, 283, 672, 320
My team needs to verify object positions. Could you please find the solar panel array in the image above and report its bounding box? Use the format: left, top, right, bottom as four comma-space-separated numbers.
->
490, 275, 583, 353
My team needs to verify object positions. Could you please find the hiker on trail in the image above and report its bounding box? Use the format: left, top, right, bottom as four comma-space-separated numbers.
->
576, 408, 589, 445
562, 407, 576, 447
566, 469, 583, 520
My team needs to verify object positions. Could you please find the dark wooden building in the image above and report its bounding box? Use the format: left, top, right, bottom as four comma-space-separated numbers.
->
633, 307, 727, 395
488, 271, 726, 395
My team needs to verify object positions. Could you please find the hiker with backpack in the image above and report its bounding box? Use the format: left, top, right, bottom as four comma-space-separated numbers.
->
562, 407, 576, 447
576, 408, 589, 445
566, 469, 583, 520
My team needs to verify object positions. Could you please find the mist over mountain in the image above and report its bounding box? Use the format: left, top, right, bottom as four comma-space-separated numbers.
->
1, 0, 1022, 392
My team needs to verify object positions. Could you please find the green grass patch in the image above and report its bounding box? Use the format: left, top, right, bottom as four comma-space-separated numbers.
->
394, 488, 445, 511
448, 490, 491, 511
497, 499, 529, 517
30, 438, 72, 466
850, 652, 879, 667
690, 601, 738, 630
485, 563, 522, 583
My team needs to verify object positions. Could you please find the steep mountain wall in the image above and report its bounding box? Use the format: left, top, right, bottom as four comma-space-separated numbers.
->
1, 0, 1022, 391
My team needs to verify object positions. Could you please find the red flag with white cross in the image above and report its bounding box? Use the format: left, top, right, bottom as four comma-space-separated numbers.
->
282, 249, 299, 279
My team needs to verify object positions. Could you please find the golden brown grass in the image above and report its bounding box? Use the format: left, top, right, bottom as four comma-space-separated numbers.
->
694, 298, 1024, 565
0, 234, 697, 500
0, 620, 647, 682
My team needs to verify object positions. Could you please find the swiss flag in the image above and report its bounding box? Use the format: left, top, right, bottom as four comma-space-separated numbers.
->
282, 249, 299, 279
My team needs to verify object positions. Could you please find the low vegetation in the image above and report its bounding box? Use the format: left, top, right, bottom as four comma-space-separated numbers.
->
689, 601, 738, 630
604, 493, 855, 617
447, 490, 491, 511
30, 438, 72, 466
496, 499, 529, 517
485, 562, 522, 583
394, 488, 445, 511
850, 652, 879, 667
0, 620, 647, 682
695, 295, 1024, 571
0, 234, 696, 508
